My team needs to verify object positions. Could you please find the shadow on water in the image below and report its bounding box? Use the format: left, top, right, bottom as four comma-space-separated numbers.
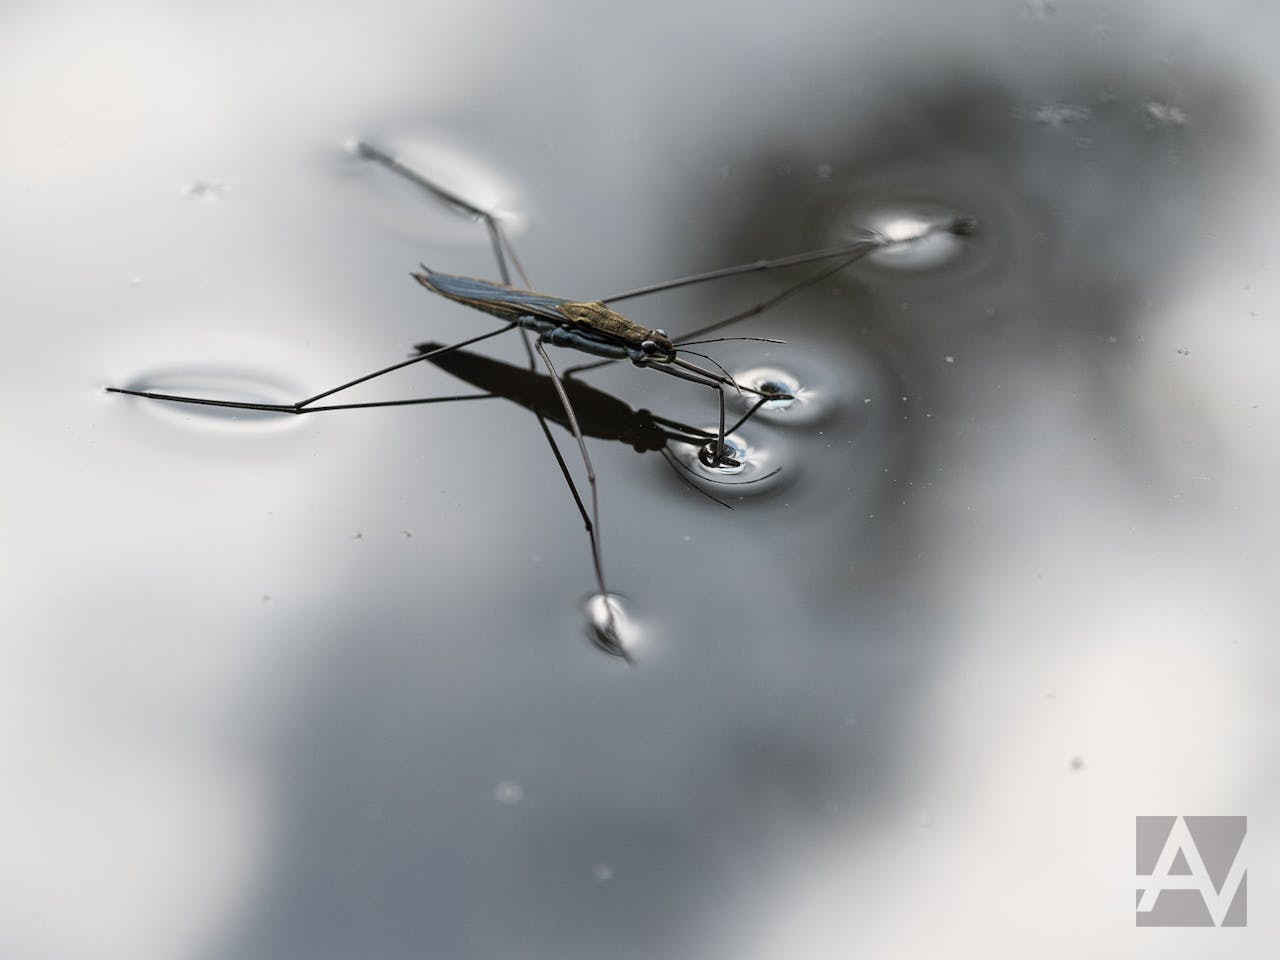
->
216, 59, 1250, 960
413, 340, 787, 502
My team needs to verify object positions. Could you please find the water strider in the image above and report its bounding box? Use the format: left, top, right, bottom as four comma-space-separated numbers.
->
106, 141, 974, 658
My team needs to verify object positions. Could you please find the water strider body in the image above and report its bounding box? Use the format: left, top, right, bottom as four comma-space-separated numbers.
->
413, 271, 677, 363
106, 140, 974, 659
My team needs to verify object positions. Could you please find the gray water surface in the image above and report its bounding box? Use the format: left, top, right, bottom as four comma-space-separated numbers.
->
3, 2, 1278, 958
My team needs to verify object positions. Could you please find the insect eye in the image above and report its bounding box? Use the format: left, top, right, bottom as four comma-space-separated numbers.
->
641, 339, 659, 354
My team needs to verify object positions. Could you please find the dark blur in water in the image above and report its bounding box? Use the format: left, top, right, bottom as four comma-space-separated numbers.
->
4, 2, 1278, 959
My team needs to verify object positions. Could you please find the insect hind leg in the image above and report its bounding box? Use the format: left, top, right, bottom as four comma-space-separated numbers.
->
106, 325, 517, 414
353, 140, 531, 288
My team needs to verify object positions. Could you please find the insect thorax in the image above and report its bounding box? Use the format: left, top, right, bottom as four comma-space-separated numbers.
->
555, 301, 649, 345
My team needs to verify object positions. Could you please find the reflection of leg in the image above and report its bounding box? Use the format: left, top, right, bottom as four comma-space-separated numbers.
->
106, 324, 516, 414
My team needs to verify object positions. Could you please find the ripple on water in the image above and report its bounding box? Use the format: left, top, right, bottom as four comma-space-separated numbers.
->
584, 593, 641, 661
730, 364, 837, 427
864, 205, 974, 271
817, 161, 1022, 290
110, 367, 305, 432
666, 426, 791, 498
181, 179, 228, 202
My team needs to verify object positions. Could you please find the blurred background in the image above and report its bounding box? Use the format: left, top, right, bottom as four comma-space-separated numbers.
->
2, 0, 1277, 957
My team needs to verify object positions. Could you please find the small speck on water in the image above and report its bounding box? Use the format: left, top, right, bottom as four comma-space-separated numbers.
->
1069, 755, 1085, 772
1018, 0, 1056, 18
1143, 100, 1189, 127
182, 179, 228, 202
494, 781, 524, 805
592, 863, 615, 883
815, 163, 833, 179
944, 355, 955, 364
1017, 102, 1092, 125
351, 531, 363, 540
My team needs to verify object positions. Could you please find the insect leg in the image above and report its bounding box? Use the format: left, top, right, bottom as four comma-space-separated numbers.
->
669, 251, 870, 345
598, 213, 973, 304
660, 394, 773, 438
104, 387, 497, 415
560, 357, 618, 380
107, 323, 516, 414
645, 362, 733, 468
559, 243, 888, 380
354, 140, 532, 289
597, 235, 885, 304
532, 335, 626, 654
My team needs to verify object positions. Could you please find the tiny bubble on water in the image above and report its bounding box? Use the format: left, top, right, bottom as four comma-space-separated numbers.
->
1143, 100, 1189, 127
495, 781, 524, 804
1018, 102, 1092, 125
182, 179, 228, 202
1018, 0, 1056, 17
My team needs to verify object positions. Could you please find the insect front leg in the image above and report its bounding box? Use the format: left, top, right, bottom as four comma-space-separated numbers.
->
645, 362, 732, 468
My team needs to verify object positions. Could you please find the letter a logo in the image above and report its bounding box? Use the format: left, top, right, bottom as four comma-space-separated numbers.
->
1136, 815, 1246, 926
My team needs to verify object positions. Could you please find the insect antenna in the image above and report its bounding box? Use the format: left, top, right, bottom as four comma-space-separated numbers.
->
677, 336, 787, 347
